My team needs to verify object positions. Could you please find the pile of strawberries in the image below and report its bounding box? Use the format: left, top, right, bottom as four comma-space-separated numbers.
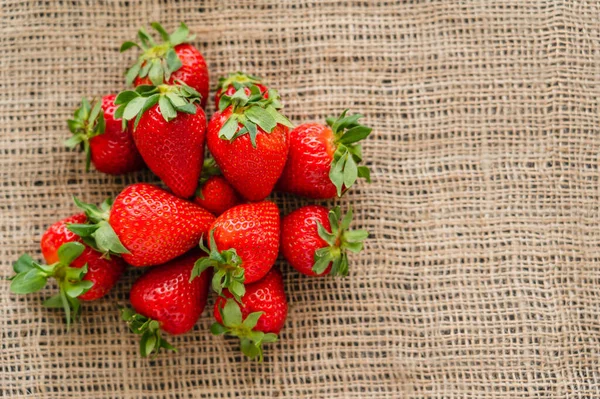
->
10, 23, 371, 360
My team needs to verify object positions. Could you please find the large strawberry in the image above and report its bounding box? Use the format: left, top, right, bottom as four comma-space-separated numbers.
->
121, 250, 211, 357
191, 201, 280, 301
214, 72, 268, 110
212, 268, 287, 361
281, 205, 368, 277
65, 96, 144, 175
207, 85, 293, 201
121, 22, 209, 108
68, 183, 215, 267
114, 82, 206, 198
193, 158, 241, 216
277, 110, 372, 199
10, 215, 126, 325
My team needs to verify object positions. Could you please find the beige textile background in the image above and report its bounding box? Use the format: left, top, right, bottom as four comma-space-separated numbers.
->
2, 1, 600, 398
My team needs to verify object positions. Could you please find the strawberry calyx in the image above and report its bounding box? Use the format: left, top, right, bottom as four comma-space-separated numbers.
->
326, 110, 373, 196
211, 299, 277, 361
65, 98, 106, 171
114, 81, 201, 130
67, 197, 130, 257
195, 158, 221, 200
121, 22, 194, 86
120, 308, 176, 358
217, 72, 263, 93
217, 85, 293, 147
313, 207, 369, 276
190, 230, 246, 301
9, 242, 93, 327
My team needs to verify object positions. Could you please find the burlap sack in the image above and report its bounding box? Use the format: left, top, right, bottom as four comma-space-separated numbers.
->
2, 0, 599, 397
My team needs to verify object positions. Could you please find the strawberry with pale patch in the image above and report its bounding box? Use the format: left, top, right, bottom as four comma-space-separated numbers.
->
190, 201, 280, 301
68, 183, 215, 267
281, 205, 368, 277
65, 96, 144, 175
212, 268, 287, 361
121, 250, 211, 357
207, 85, 293, 201
121, 22, 209, 108
277, 110, 372, 199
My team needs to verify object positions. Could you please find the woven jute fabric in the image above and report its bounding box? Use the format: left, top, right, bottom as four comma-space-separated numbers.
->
2, 1, 600, 398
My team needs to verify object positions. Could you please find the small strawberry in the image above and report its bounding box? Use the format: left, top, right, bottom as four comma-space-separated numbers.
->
121, 22, 209, 108
10, 215, 126, 325
277, 110, 372, 199
281, 205, 368, 277
114, 82, 206, 198
121, 250, 211, 357
65, 96, 144, 175
190, 201, 280, 301
214, 72, 268, 110
68, 183, 215, 267
193, 158, 241, 216
212, 268, 287, 361
207, 85, 293, 201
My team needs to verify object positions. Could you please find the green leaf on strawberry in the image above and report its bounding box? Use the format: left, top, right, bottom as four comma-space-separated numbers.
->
326, 110, 373, 196
217, 85, 293, 147
9, 242, 93, 327
190, 230, 245, 301
313, 206, 369, 276
65, 98, 107, 172
211, 299, 277, 362
114, 82, 201, 130
217, 72, 263, 93
120, 308, 177, 358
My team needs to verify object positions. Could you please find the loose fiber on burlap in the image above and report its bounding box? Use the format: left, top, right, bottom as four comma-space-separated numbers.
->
2, 1, 600, 398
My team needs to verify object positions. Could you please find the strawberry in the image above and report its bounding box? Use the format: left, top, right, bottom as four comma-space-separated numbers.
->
68, 183, 215, 267
10, 215, 126, 325
193, 158, 241, 216
191, 201, 280, 301
277, 110, 372, 199
65, 96, 144, 175
121, 22, 209, 108
212, 268, 287, 360
207, 85, 293, 201
214, 72, 268, 110
281, 206, 368, 277
121, 250, 211, 357
114, 83, 206, 198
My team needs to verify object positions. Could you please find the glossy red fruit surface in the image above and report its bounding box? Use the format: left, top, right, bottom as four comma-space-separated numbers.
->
214, 268, 287, 334
281, 205, 332, 277
207, 108, 289, 201
110, 183, 215, 267
194, 176, 241, 216
130, 251, 211, 335
277, 123, 337, 199
132, 103, 206, 199
134, 44, 209, 108
210, 201, 280, 284
89, 94, 145, 175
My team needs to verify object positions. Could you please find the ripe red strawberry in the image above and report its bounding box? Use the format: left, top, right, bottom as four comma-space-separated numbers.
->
277, 110, 372, 199
10, 215, 126, 325
121, 22, 209, 108
214, 72, 268, 110
122, 250, 211, 357
281, 205, 368, 277
69, 183, 215, 267
115, 83, 206, 198
207, 86, 293, 201
212, 268, 287, 360
193, 158, 241, 216
191, 201, 280, 301
65, 96, 144, 175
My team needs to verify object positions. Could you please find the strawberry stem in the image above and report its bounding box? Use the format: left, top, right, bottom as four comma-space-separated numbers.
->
65, 98, 106, 172
121, 308, 176, 358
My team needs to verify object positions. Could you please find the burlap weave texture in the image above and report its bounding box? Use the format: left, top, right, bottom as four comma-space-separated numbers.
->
2, 1, 600, 398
